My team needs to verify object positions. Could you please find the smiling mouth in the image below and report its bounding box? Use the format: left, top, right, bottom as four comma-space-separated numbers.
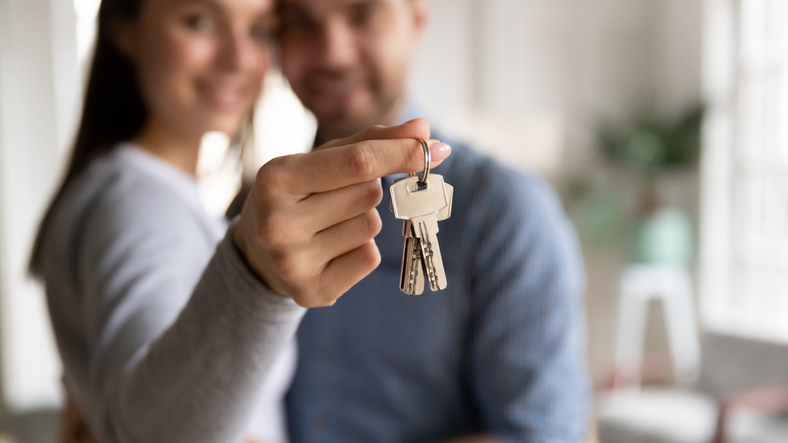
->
308, 81, 368, 107
197, 81, 249, 111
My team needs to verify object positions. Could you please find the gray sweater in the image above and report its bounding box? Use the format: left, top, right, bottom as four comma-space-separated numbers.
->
40, 145, 305, 443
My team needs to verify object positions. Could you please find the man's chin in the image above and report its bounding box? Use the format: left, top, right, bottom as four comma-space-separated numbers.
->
315, 109, 381, 142
309, 94, 403, 143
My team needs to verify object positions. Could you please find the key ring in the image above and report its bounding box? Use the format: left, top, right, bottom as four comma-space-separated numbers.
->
418, 139, 430, 186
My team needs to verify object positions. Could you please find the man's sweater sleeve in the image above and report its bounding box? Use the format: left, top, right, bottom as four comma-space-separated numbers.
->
74, 179, 305, 443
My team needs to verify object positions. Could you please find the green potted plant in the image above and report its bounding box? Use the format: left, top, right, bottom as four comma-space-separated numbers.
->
596, 104, 704, 265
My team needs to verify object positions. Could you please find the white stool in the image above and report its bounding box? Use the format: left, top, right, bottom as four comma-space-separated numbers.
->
613, 264, 701, 387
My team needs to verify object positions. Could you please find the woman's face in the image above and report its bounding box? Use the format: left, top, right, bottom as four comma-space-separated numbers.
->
122, 0, 275, 138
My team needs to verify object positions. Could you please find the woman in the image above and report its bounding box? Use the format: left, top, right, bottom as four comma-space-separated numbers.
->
30, 0, 450, 441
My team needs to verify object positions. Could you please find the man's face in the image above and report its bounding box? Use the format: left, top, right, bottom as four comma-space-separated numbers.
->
278, 0, 425, 141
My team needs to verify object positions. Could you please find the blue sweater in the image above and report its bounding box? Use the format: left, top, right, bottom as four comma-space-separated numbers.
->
286, 128, 591, 443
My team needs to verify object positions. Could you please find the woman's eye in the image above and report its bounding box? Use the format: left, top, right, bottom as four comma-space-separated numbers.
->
185, 13, 214, 31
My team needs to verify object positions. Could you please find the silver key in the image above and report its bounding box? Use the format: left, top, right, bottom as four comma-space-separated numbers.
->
391, 179, 453, 219
407, 183, 452, 292
399, 184, 450, 294
390, 175, 449, 292
437, 183, 453, 220
418, 182, 452, 290
390, 174, 447, 219
395, 176, 451, 295
392, 176, 453, 294
394, 176, 426, 295
400, 228, 425, 295
413, 216, 447, 291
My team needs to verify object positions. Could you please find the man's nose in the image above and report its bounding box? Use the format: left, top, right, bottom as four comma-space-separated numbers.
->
317, 19, 359, 68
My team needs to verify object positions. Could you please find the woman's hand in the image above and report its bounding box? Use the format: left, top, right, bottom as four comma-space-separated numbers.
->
232, 119, 451, 308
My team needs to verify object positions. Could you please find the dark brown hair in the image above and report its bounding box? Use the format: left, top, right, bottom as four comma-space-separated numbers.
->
29, 0, 147, 276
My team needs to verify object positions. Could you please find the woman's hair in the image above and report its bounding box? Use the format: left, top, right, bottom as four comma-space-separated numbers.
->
29, 0, 147, 276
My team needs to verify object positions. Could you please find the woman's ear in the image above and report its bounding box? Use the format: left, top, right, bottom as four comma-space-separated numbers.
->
110, 17, 140, 61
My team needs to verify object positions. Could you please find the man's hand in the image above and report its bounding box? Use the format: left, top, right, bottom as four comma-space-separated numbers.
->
233, 119, 451, 308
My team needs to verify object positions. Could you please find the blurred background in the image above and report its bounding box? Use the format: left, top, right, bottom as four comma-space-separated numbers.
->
0, 0, 787, 442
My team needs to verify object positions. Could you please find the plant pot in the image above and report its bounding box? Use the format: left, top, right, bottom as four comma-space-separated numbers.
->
629, 206, 693, 265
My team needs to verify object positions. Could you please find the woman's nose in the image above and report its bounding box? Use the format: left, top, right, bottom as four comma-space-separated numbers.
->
217, 30, 265, 72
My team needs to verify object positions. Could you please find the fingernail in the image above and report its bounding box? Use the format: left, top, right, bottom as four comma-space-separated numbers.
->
430, 142, 451, 162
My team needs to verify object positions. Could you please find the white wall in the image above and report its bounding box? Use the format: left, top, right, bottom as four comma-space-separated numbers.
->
411, 0, 703, 176
0, 0, 81, 414
410, 0, 704, 380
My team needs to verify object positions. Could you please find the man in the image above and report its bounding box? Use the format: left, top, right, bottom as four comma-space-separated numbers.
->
277, 0, 591, 441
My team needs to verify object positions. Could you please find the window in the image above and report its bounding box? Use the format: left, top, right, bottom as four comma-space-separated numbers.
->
74, 0, 101, 68
701, 0, 788, 339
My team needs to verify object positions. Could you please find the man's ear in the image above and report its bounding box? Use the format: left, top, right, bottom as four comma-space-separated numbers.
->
110, 17, 140, 61
409, 0, 428, 38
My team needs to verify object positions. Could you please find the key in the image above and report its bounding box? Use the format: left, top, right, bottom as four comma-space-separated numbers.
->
437, 183, 453, 220
403, 183, 452, 230
392, 176, 452, 295
401, 183, 451, 293
413, 216, 447, 291
390, 174, 447, 220
390, 174, 449, 292
392, 177, 453, 220
416, 183, 452, 291
392, 177, 424, 295
400, 233, 425, 295
395, 175, 423, 294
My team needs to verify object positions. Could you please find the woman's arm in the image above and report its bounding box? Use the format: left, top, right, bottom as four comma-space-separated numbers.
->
74, 177, 303, 443
65, 121, 448, 443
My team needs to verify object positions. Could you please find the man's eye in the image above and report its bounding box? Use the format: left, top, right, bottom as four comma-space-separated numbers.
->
251, 24, 273, 42
185, 13, 214, 31
350, 4, 380, 27
279, 11, 316, 34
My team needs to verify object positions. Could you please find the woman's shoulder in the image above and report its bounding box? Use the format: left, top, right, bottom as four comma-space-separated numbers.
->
67, 148, 194, 225
46, 147, 210, 260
